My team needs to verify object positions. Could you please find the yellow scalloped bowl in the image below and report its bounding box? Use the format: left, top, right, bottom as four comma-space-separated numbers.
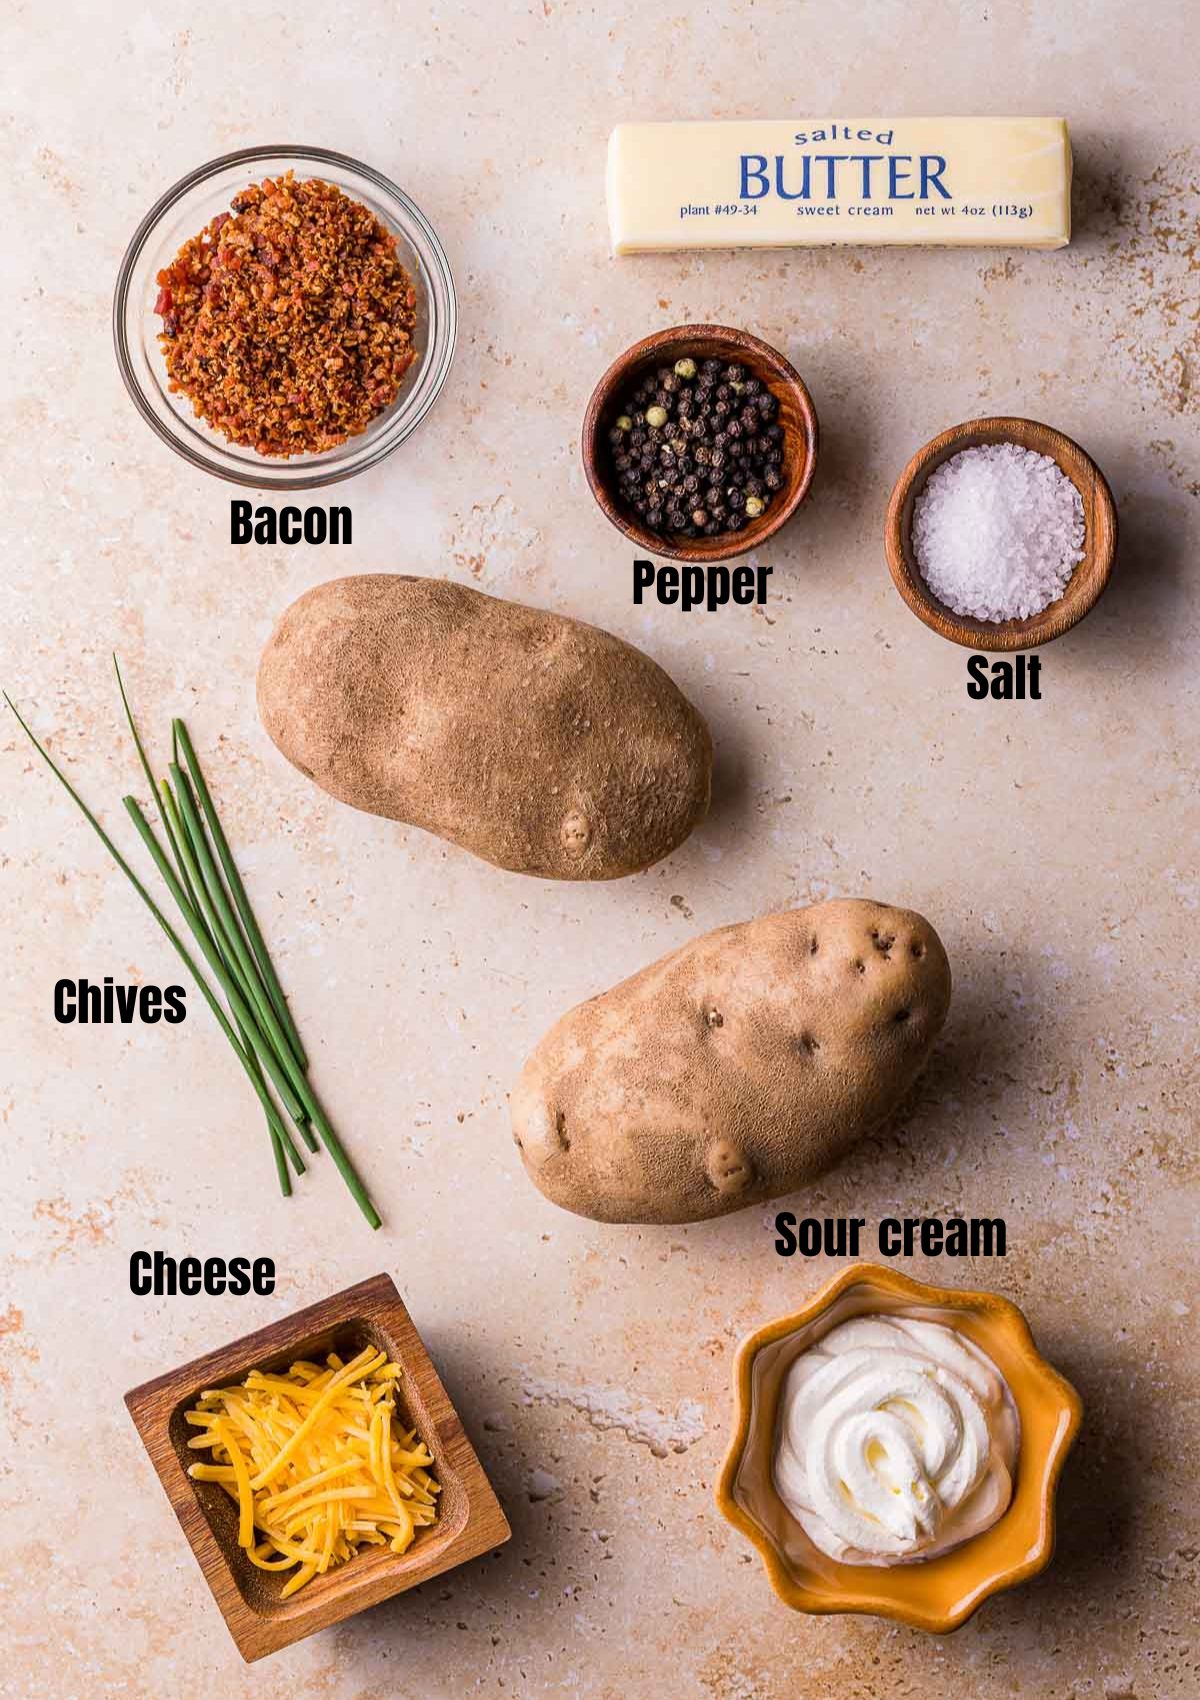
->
715, 1265, 1082, 1632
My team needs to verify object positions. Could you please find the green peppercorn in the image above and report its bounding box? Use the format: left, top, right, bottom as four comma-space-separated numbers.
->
674, 357, 697, 380
616, 414, 632, 432
645, 404, 668, 428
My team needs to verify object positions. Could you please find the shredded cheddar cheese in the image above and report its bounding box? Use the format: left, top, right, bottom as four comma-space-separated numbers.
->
185, 1344, 440, 1597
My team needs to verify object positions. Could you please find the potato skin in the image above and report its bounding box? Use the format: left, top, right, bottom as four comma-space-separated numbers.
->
511, 900, 951, 1223
257, 575, 712, 879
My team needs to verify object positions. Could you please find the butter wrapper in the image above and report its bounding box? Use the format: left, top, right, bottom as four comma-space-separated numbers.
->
607, 118, 1071, 253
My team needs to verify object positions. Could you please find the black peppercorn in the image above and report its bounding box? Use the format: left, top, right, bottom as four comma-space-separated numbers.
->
605, 348, 789, 539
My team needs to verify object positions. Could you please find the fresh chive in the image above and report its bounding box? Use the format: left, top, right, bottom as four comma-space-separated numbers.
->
157, 774, 311, 1146
123, 798, 310, 1191
174, 719, 308, 1073
114, 656, 158, 812
164, 768, 317, 1148
5, 694, 294, 1195
125, 799, 377, 1226
129, 793, 316, 1148
152, 743, 377, 1224
116, 657, 208, 930
129, 793, 300, 1155
291, 1095, 382, 1231
160, 767, 275, 1048
8, 680, 380, 1229
158, 777, 306, 1169
240, 1008, 305, 1179
170, 765, 293, 1067
116, 657, 295, 1181
268, 1118, 290, 1196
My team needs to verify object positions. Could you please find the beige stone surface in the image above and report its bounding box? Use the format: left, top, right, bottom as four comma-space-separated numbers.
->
1, 1, 1197, 1694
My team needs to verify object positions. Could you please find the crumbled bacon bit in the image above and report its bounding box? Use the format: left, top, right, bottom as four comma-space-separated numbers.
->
153, 171, 419, 458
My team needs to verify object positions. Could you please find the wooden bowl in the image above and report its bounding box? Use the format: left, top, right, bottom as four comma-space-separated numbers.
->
885, 417, 1117, 650
716, 1265, 1083, 1633
125, 1274, 510, 1662
582, 324, 818, 564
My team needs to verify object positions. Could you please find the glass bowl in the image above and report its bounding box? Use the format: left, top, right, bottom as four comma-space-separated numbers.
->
113, 146, 457, 489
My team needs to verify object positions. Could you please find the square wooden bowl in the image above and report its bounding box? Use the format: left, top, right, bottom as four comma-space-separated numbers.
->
125, 1273, 511, 1661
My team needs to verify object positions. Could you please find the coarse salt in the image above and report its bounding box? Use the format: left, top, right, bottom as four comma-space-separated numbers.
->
912, 442, 1085, 622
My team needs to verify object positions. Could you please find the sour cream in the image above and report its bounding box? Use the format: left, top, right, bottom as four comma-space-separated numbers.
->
773, 1313, 1019, 1565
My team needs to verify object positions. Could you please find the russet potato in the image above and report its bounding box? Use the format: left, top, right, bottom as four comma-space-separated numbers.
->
257, 575, 713, 880
511, 899, 951, 1223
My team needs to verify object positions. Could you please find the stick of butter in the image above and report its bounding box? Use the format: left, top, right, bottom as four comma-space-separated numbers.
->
607, 118, 1071, 253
